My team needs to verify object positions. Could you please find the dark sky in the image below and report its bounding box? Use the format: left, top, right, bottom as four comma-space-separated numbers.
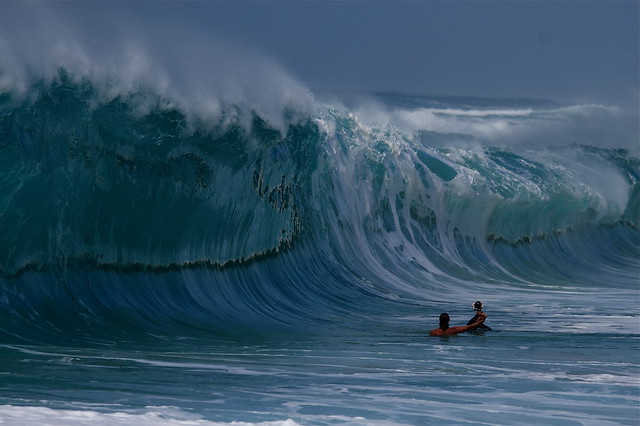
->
134, 0, 638, 105
2, 1, 639, 105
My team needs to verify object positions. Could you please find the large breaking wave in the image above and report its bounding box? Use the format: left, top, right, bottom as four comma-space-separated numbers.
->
0, 27, 637, 340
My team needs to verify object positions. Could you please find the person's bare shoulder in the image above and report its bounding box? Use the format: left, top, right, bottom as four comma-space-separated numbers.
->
430, 327, 463, 336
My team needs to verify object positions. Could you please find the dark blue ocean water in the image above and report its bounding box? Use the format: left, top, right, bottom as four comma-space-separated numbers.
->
0, 72, 638, 425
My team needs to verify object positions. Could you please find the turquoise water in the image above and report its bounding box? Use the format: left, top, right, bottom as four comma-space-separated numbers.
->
0, 71, 638, 424
1, 293, 638, 425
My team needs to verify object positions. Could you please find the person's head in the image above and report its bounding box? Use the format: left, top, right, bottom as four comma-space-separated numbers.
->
439, 313, 450, 329
473, 301, 483, 311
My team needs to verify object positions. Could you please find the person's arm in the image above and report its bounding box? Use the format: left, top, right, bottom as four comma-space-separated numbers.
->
467, 313, 479, 326
448, 312, 487, 335
463, 312, 486, 331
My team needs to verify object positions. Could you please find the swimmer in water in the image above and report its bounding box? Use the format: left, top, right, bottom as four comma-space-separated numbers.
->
429, 311, 487, 336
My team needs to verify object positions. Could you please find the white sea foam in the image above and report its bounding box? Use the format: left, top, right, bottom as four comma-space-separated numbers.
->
0, 3, 314, 134
340, 91, 637, 150
388, 103, 633, 148
0, 405, 300, 426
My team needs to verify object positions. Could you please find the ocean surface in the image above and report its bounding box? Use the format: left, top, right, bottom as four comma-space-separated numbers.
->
0, 66, 638, 425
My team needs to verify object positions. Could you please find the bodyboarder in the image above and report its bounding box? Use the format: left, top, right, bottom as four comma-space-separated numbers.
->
467, 301, 492, 331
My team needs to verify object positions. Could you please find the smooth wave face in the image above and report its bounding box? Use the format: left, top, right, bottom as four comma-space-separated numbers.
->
0, 70, 638, 343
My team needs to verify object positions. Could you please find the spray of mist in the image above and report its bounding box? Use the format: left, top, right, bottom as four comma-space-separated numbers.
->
0, 2, 315, 133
